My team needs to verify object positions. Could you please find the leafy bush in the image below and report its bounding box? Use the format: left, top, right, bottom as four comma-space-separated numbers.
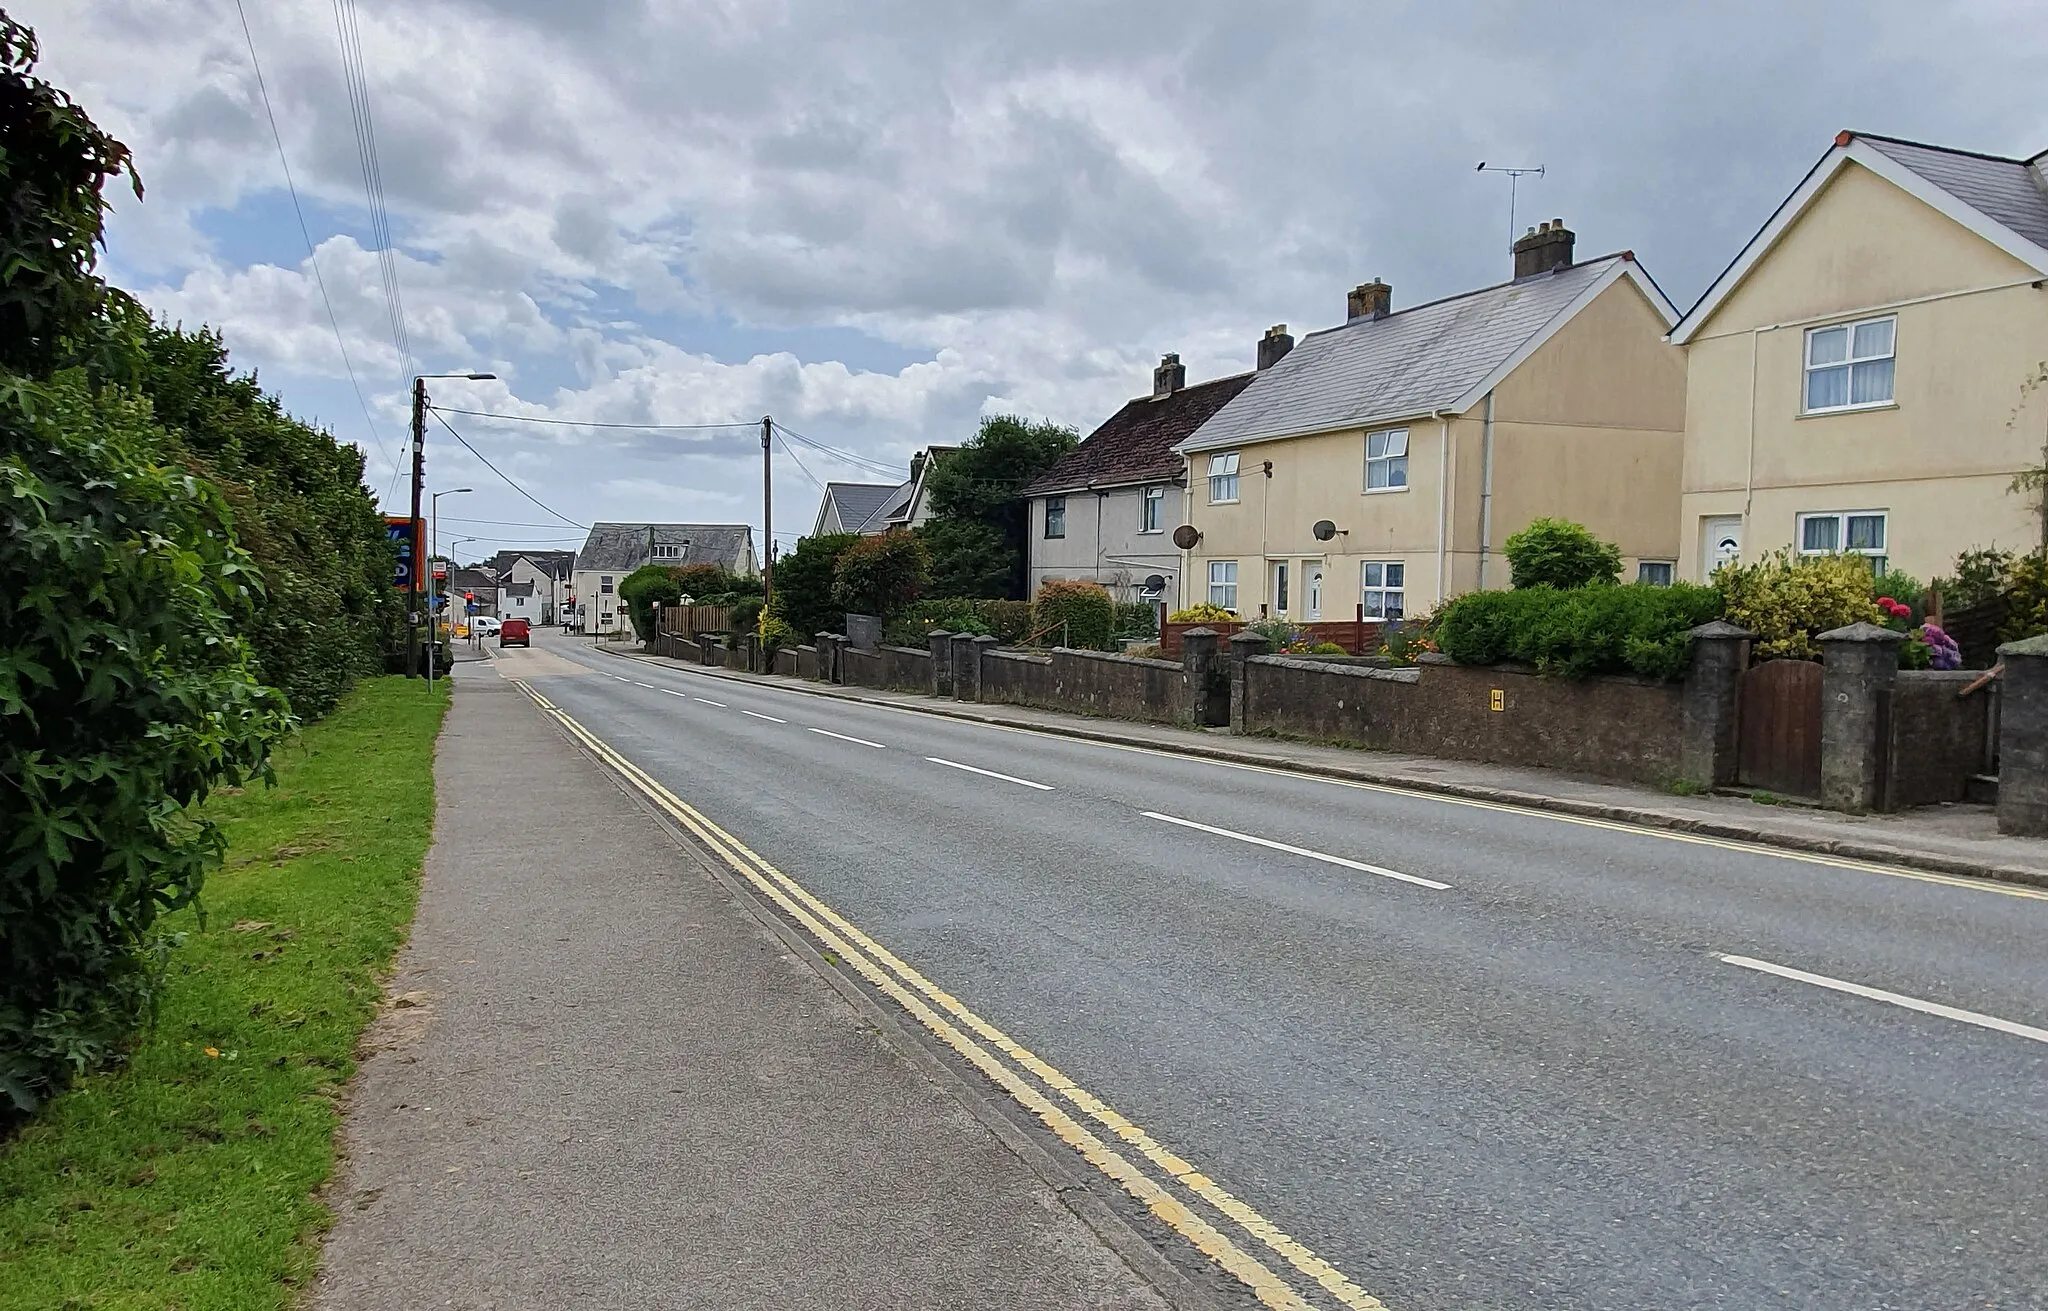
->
1031, 579, 1115, 650
1999, 552, 2048, 644
1714, 550, 1882, 660
617, 563, 682, 640
831, 530, 930, 618
1871, 568, 1926, 623
671, 562, 731, 599
1244, 617, 1316, 653
1310, 642, 1348, 655
922, 415, 1079, 598
766, 532, 857, 639
917, 516, 1017, 600
1935, 548, 2017, 610
1435, 582, 1725, 680
1502, 517, 1622, 590
730, 595, 763, 635
1112, 601, 1158, 639
757, 613, 801, 657
1168, 603, 1235, 624
3, 374, 293, 1115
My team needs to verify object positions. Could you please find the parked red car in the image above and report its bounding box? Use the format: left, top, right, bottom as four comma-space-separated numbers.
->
499, 618, 531, 647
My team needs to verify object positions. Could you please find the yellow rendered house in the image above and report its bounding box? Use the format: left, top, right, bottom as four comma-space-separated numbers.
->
1172, 223, 1686, 621
1669, 132, 2048, 582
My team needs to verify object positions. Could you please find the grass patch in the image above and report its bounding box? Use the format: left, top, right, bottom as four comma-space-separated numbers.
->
0, 676, 448, 1310
1660, 776, 1709, 796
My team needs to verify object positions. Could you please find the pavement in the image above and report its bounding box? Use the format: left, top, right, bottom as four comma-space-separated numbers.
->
483, 627, 2048, 1311
310, 660, 1180, 1311
610, 642, 2048, 890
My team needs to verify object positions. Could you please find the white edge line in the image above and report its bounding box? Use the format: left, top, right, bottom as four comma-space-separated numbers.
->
1719, 954, 2048, 1044
806, 727, 887, 749
742, 710, 787, 723
1143, 811, 1449, 890
926, 756, 1055, 791
693, 697, 727, 707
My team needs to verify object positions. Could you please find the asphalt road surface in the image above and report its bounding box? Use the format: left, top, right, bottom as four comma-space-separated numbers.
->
500, 631, 2047, 1311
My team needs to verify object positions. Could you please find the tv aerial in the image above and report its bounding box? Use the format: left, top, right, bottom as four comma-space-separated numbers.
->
1477, 161, 1546, 251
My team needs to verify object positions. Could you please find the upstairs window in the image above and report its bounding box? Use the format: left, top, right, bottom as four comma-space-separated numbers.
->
1365, 428, 1409, 490
1804, 316, 1895, 412
600, 574, 615, 594
1140, 485, 1165, 533
651, 543, 684, 560
1045, 496, 1066, 539
1207, 452, 1240, 504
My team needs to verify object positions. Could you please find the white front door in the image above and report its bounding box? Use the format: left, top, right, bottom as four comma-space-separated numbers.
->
1305, 564, 1324, 620
1701, 516, 1743, 580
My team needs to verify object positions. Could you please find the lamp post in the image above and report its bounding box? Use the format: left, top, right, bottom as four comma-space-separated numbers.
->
409, 372, 496, 678
427, 487, 474, 692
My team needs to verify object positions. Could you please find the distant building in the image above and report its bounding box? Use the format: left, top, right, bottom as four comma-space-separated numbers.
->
488, 549, 575, 624
568, 522, 757, 634
811, 481, 906, 536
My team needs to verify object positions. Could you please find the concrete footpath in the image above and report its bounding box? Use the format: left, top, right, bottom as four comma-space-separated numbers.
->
311, 663, 1172, 1310
607, 645, 2048, 890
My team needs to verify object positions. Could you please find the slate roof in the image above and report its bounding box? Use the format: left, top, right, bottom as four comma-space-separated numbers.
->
858, 480, 915, 531
1024, 372, 1255, 496
489, 549, 576, 579
573, 523, 754, 572
1858, 134, 2048, 249
1182, 256, 1657, 452
503, 580, 536, 599
818, 481, 904, 534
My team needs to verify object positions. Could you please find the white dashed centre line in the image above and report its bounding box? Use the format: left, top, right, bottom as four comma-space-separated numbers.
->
1719, 954, 2048, 1044
926, 757, 1054, 790
634, 682, 655, 689
1143, 812, 1449, 890
742, 710, 787, 723
693, 697, 727, 707
659, 688, 688, 698
806, 727, 887, 749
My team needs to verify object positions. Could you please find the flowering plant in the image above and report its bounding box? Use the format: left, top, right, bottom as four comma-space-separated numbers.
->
1875, 595, 1914, 630
1918, 621, 1961, 670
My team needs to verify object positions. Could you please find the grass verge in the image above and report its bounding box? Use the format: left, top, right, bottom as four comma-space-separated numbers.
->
0, 675, 449, 1310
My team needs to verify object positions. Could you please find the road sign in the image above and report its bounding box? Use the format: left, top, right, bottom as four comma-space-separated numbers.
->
385, 516, 421, 590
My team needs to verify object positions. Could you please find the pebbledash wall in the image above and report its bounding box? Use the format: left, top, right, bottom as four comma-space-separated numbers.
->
654, 623, 2008, 815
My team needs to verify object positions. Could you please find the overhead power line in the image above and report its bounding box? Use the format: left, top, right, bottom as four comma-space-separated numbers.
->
774, 432, 826, 492
329, 0, 414, 383
770, 419, 903, 479
440, 514, 593, 530
430, 406, 756, 432
430, 411, 589, 531
231, 0, 394, 489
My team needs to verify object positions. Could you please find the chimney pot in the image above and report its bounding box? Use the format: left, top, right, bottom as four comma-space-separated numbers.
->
1512, 219, 1575, 279
1346, 279, 1393, 323
1257, 324, 1295, 370
1152, 352, 1186, 397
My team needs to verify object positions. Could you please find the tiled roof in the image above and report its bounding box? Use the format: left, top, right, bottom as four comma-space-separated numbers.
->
489, 549, 575, 579
820, 482, 903, 533
856, 480, 914, 531
573, 523, 754, 573
1181, 257, 1632, 452
503, 580, 536, 599
1024, 372, 1255, 496
1856, 134, 2048, 249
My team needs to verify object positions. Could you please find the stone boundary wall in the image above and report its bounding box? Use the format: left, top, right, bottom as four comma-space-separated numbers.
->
1886, 670, 1993, 808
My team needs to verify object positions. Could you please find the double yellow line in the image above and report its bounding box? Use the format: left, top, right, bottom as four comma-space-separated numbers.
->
515, 680, 1387, 1311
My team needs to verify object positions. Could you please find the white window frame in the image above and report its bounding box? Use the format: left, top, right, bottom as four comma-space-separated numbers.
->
1207, 560, 1238, 610
1139, 485, 1165, 533
1044, 495, 1066, 539
1802, 315, 1896, 414
1359, 560, 1405, 619
1207, 452, 1240, 504
1271, 560, 1290, 615
1364, 427, 1409, 492
1636, 561, 1675, 586
651, 543, 683, 560
600, 574, 614, 594
1797, 510, 1888, 572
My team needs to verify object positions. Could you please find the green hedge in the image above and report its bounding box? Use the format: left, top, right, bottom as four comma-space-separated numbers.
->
882, 597, 1030, 646
1434, 583, 1724, 680
1031, 580, 1115, 650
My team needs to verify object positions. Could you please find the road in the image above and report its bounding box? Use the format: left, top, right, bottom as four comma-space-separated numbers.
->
499, 629, 2047, 1311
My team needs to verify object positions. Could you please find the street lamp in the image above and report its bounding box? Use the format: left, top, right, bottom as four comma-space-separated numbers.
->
426, 487, 474, 693
408, 372, 496, 678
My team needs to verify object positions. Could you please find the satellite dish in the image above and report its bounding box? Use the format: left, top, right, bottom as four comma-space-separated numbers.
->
1143, 574, 1167, 592
1312, 519, 1338, 541
1171, 524, 1201, 550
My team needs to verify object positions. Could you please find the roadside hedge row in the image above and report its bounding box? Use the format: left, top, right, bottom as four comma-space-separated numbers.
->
1434, 583, 1725, 680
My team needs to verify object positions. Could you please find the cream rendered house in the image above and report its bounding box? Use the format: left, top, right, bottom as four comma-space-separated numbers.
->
1173, 225, 1686, 622
1669, 132, 2048, 582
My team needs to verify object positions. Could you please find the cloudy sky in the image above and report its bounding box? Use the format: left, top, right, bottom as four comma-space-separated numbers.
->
17, 0, 2047, 563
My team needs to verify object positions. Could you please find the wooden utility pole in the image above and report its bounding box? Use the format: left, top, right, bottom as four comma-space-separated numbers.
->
761, 414, 774, 610
408, 376, 426, 677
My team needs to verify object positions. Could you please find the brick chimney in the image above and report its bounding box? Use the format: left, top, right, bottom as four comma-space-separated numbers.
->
1513, 219, 1575, 279
1346, 279, 1392, 322
1257, 324, 1295, 370
1152, 352, 1186, 398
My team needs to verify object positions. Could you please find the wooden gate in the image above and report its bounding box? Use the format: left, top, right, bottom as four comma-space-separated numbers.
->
1737, 659, 1822, 797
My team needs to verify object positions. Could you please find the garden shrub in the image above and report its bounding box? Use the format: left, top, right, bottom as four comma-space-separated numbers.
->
831, 530, 930, 618
1998, 552, 2048, 644
1031, 579, 1115, 649
1244, 617, 1316, 653
617, 563, 682, 640
1870, 568, 1926, 622
1435, 582, 1724, 680
1168, 603, 1235, 624
765, 532, 857, 638
757, 613, 801, 657
2, 374, 293, 1115
1310, 642, 1348, 655
730, 595, 764, 635
1112, 601, 1159, 639
1714, 550, 1882, 660
1935, 548, 2017, 609
1502, 517, 1622, 590
671, 562, 731, 599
